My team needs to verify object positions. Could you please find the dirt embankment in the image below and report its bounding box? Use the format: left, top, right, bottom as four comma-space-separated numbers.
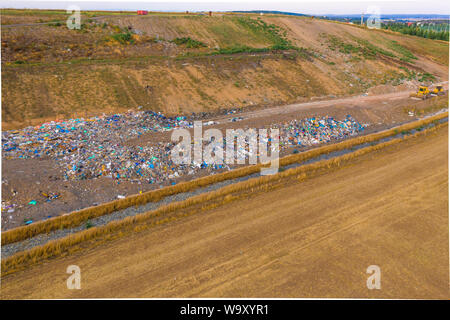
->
2, 13, 448, 129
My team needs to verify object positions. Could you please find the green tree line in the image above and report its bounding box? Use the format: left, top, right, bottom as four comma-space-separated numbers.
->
382, 23, 449, 41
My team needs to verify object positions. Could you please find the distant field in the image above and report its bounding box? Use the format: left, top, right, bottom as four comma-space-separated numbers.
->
1, 124, 447, 298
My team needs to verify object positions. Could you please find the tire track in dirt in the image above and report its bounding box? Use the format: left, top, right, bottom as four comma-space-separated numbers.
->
212, 83, 448, 124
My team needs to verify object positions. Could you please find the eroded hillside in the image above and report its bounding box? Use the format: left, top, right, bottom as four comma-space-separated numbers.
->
2, 11, 448, 129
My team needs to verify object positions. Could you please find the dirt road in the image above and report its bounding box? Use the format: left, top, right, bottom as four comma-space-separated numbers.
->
212, 82, 449, 124
1, 125, 447, 299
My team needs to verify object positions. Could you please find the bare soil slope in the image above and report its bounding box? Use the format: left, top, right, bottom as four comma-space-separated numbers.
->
1, 125, 447, 299
2, 12, 448, 129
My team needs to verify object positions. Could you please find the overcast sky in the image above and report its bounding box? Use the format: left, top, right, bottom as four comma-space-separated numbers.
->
1, 0, 449, 15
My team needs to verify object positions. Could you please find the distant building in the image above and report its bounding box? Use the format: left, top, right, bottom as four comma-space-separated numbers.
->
137, 10, 148, 15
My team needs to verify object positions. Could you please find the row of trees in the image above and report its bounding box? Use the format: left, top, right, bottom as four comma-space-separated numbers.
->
382, 23, 449, 41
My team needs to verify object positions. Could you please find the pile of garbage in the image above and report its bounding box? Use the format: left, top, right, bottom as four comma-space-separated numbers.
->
3, 111, 191, 156
2, 111, 193, 183
2, 111, 365, 184
278, 115, 365, 150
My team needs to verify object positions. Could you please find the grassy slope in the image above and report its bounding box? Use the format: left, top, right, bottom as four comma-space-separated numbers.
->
1, 12, 448, 129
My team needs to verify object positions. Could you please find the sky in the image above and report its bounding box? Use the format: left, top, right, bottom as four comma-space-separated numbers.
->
1, 0, 449, 15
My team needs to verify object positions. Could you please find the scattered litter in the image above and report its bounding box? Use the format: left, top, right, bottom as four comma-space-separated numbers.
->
2, 110, 193, 183
2, 110, 365, 188
278, 115, 365, 150
41, 192, 60, 202
28, 200, 37, 205
2, 203, 17, 213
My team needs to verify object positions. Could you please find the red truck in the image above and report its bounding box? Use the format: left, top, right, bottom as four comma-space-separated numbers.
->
137, 10, 148, 15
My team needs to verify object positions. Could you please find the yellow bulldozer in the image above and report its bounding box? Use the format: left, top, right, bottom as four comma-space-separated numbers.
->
410, 86, 430, 99
430, 85, 445, 96
410, 85, 445, 100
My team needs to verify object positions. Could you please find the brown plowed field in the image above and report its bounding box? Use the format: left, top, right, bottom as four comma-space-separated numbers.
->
1, 126, 448, 299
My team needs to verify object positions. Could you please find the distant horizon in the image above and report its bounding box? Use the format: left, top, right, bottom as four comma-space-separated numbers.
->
1, 1, 449, 16
1, 7, 449, 17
